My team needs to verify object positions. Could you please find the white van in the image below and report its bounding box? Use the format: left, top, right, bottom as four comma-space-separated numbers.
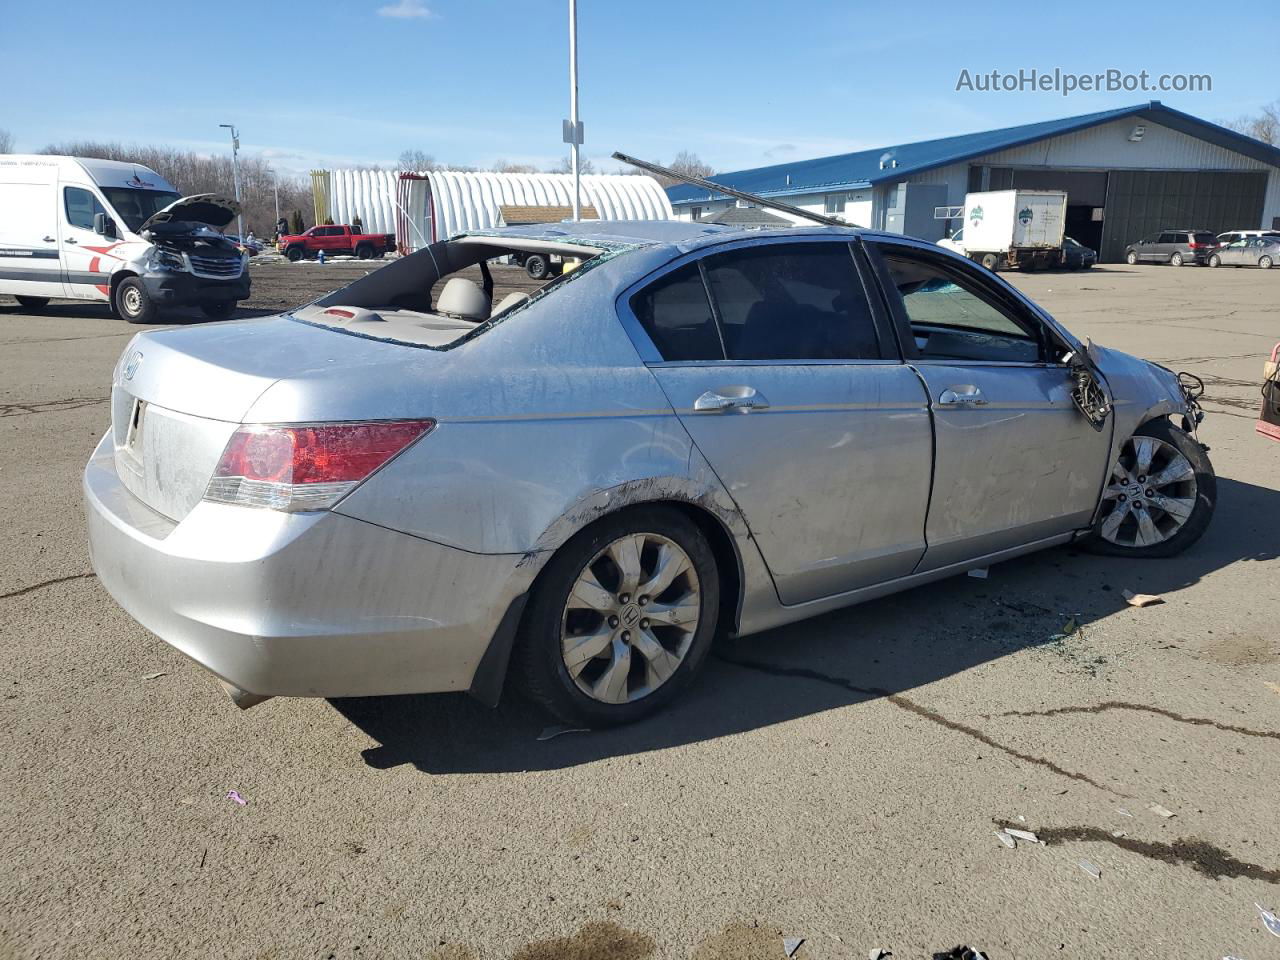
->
0, 155, 249, 322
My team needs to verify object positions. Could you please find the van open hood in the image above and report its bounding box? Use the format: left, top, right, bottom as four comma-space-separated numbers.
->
139, 193, 240, 232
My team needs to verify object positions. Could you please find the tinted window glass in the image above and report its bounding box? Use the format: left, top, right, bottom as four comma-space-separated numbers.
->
703, 243, 880, 360
881, 253, 1041, 364
630, 263, 723, 361
1157, 233, 1176, 244
64, 187, 105, 230
1193, 232, 1217, 244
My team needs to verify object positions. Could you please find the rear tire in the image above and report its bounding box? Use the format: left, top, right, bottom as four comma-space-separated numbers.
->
979, 253, 1000, 271
200, 301, 236, 320
1084, 419, 1215, 558
285, 246, 303, 262
113, 277, 157, 324
515, 506, 720, 727
14, 295, 50, 310
1171, 252, 1184, 266
355, 244, 373, 260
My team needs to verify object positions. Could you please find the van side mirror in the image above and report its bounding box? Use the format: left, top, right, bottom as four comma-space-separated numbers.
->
94, 213, 117, 239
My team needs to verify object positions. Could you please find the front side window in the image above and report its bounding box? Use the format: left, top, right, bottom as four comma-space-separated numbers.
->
630, 262, 723, 361
64, 187, 106, 230
879, 252, 1042, 364
703, 243, 880, 361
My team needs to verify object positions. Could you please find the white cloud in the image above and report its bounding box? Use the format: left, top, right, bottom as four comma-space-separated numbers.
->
377, 0, 433, 19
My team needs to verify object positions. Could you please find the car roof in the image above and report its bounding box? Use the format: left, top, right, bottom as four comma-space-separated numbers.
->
467, 218, 866, 252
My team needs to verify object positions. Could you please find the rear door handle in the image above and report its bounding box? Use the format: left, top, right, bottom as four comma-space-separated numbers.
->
938, 385, 987, 407
64, 238, 77, 244
693, 387, 770, 413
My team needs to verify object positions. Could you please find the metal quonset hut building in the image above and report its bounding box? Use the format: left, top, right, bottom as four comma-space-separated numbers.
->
666, 101, 1280, 262
311, 169, 672, 254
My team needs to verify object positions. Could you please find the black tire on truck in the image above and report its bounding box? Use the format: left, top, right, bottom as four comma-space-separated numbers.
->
113, 277, 158, 324
14, 296, 50, 310
286, 246, 304, 262
525, 254, 550, 280
355, 244, 373, 260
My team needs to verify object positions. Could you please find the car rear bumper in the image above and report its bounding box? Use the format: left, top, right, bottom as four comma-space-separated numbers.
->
83, 433, 531, 698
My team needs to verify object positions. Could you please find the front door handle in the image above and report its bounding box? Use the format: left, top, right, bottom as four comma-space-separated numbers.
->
693, 387, 770, 413
43, 236, 56, 243
938, 385, 987, 407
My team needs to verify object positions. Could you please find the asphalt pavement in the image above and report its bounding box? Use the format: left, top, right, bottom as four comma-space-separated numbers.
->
2, 261, 1278, 959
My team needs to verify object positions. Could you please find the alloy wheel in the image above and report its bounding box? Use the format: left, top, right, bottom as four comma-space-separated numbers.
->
560, 532, 700, 704
1097, 435, 1197, 547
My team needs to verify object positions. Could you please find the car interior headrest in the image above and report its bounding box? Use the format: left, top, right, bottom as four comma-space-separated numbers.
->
436, 277, 491, 322
492, 292, 530, 317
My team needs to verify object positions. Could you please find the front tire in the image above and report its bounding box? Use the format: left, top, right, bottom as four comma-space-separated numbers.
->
1260, 255, 1273, 270
1085, 419, 1215, 558
14, 295, 50, 310
1208, 254, 1221, 268
285, 246, 304, 262
515, 506, 720, 726
525, 254, 550, 280
980, 253, 1000, 271
1126, 251, 1139, 265
113, 277, 158, 324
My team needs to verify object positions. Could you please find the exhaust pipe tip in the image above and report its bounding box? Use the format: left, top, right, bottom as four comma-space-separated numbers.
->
219, 680, 274, 710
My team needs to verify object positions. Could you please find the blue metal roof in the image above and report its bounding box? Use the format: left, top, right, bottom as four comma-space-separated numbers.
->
667, 102, 1280, 205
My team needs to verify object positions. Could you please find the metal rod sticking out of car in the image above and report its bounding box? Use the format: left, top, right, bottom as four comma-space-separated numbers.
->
611, 152, 849, 228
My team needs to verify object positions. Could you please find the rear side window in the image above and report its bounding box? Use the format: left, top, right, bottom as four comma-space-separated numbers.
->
64, 187, 106, 230
703, 243, 880, 360
630, 263, 724, 361
1157, 232, 1176, 243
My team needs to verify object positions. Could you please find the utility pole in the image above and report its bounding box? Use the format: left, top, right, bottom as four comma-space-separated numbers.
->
219, 123, 244, 238
565, 0, 582, 221
273, 173, 280, 230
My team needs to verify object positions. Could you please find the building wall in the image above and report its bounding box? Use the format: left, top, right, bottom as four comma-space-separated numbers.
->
673, 189, 872, 228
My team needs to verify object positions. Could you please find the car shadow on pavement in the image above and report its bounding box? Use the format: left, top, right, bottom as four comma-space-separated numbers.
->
332, 475, 1279, 774
0, 302, 276, 323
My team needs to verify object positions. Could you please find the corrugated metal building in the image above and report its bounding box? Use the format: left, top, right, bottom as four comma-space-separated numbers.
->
666, 101, 1280, 262
311, 169, 672, 253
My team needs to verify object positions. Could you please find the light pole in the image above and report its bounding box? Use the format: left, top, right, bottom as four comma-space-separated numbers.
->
219, 123, 244, 238
566, 0, 581, 221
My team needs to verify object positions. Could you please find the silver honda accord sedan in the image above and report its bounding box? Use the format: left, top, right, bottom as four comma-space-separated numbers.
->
84, 221, 1215, 725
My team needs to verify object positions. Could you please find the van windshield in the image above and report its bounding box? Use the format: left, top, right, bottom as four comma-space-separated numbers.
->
101, 187, 181, 232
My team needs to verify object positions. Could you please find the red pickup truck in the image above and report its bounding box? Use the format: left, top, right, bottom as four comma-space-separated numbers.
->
279, 224, 396, 261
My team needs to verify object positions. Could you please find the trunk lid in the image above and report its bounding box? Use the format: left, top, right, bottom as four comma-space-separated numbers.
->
138, 193, 240, 232
110, 316, 426, 521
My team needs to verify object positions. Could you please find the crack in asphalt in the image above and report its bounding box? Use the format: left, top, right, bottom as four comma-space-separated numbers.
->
993, 820, 1280, 884
0, 572, 97, 600
991, 701, 1280, 741
716, 653, 1126, 796
0, 332, 131, 346
0, 396, 109, 418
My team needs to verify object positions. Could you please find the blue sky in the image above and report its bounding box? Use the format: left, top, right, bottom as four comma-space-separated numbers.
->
2, 1, 1275, 180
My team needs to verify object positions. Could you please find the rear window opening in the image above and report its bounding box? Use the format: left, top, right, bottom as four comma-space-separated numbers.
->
291, 235, 613, 348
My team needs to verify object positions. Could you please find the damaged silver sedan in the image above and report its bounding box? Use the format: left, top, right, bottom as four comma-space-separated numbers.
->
84, 220, 1215, 725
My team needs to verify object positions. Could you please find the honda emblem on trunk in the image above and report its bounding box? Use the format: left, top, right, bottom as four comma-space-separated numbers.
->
123, 350, 144, 380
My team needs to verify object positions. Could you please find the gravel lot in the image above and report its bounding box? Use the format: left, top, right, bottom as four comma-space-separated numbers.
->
2, 259, 1279, 959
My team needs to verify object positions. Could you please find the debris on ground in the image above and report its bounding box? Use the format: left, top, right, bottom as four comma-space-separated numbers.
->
141, 672, 167, 681
1079, 860, 1101, 880
1264, 681, 1280, 697
1117, 808, 1134, 817
1258, 901, 1280, 937
931, 946, 988, 960
1148, 803, 1176, 819
966, 567, 989, 579
783, 935, 804, 957
995, 830, 1016, 849
536, 725, 590, 741
1122, 589, 1164, 608
1050, 618, 1078, 641
869, 949, 891, 960
1005, 828, 1044, 845
225, 790, 247, 806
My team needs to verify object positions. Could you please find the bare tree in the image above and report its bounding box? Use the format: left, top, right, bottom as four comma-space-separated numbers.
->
550, 154, 596, 174
617, 150, 716, 187
0, 128, 14, 153
1222, 100, 1280, 146
491, 159, 540, 173
39, 140, 311, 236
397, 149, 438, 171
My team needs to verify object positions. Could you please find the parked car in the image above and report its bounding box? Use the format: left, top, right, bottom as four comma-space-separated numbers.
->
84, 221, 1214, 726
1124, 230, 1220, 266
1060, 237, 1097, 270
1208, 236, 1279, 269
1216, 229, 1280, 245
278, 224, 395, 261
225, 234, 264, 257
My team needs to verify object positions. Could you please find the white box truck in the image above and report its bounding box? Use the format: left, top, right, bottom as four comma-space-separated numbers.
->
937, 189, 1067, 271
0, 155, 249, 322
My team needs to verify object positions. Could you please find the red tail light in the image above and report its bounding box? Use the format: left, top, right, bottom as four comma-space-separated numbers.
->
205, 420, 435, 511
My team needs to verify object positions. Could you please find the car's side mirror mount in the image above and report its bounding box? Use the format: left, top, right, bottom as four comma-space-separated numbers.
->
94, 213, 117, 239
